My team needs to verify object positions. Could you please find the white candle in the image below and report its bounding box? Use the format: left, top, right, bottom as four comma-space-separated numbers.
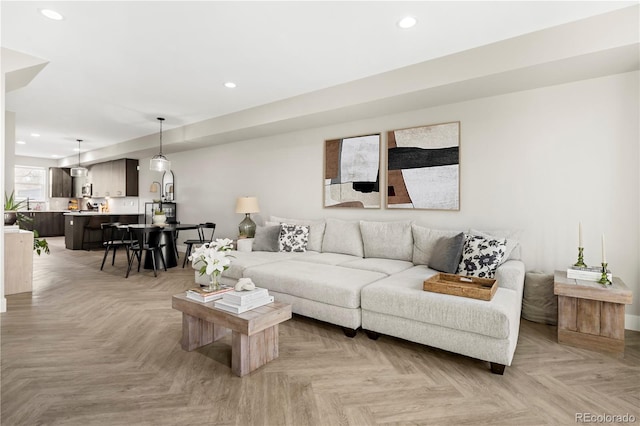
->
579, 222, 583, 247
601, 234, 606, 263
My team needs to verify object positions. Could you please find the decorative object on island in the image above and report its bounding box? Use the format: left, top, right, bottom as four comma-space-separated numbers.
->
70, 139, 88, 177
236, 196, 259, 238
152, 209, 167, 225
387, 122, 460, 210
324, 134, 380, 208
189, 238, 234, 291
574, 222, 587, 267
150, 117, 171, 172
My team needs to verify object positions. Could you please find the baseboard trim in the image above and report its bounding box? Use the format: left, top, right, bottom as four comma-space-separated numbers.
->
625, 314, 639, 332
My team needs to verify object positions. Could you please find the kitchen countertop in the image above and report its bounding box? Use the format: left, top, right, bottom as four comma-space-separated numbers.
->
63, 211, 142, 216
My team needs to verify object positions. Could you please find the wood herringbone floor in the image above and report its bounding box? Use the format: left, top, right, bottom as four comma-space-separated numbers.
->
1, 237, 639, 425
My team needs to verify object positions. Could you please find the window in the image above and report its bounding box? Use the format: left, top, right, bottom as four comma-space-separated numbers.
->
14, 166, 46, 201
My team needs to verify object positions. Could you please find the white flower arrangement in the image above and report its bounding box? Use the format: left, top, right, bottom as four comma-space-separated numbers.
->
189, 238, 234, 277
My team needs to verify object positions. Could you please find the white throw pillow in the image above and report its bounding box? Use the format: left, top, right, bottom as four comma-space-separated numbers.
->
359, 220, 413, 261
458, 234, 507, 278
469, 228, 521, 262
270, 216, 325, 252
411, 224, 462, 265
321, 218, 364, 257
278, 224, 310, 252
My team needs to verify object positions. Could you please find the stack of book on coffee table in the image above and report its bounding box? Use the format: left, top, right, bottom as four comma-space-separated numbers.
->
185, 286, 234, 303
214, 287, 274, 314
567, 265, 612, 282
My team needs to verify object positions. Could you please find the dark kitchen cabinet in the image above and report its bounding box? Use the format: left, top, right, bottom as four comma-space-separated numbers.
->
19, 212, 65, 237
49, 168, 73, 198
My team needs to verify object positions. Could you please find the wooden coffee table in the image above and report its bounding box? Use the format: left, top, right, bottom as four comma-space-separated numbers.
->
172, 293, 292, 376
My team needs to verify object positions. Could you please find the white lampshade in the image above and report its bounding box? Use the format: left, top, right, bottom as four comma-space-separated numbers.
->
235, 196, 260, 214
150, 155, 171, 172
70, 166, 88, 177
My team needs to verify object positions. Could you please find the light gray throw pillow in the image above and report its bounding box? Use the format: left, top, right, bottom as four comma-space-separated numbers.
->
428, 232, 465, 273
322, 218, 364, 257
359, 220, 413, 261
252, 225, 281, 252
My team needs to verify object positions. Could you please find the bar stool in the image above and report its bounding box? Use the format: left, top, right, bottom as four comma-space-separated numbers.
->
100, 222, 133, 270
83, 216, 110, 251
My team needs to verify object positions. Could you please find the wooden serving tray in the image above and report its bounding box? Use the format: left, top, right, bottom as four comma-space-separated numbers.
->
423, 273, 497, 301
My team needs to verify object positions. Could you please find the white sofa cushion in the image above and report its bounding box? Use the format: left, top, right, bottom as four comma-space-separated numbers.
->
411, 224, 462, 265
339, 258, 414, 275
291, 252, 361, 265
322, 218, 364, 257
243, 260, 386, 309
270, 216, 326, 252
361, 265, 522, 340
213, 250, 312, 280
359, 220, 413, 262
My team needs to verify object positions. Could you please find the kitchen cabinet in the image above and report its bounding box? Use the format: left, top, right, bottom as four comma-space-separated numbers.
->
19, 212, 65, 237
49, 167, 73, 198
90, 159, 138, 197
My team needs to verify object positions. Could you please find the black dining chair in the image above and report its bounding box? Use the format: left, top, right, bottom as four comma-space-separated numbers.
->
126, 226, 167, 278
182, 222, 216, 268
99, 222, 131, 270
167, 219, 180, 261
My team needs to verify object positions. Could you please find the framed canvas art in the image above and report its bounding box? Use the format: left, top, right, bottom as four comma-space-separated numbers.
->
324, 134, 380, 208
387, 122, 460, 210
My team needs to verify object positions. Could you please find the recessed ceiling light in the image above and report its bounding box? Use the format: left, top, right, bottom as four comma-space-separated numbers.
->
224, 82, 237, 89
16, 140, 26, 145
73, 148, 80, 152
397, 16, 417, 29
51, 154, 60, 158
31, 133, 40, 137
40, 9, 64, 21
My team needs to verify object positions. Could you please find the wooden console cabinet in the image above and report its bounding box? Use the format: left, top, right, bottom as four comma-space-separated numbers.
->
4, 230, 34, 295
554, 270, 632, 353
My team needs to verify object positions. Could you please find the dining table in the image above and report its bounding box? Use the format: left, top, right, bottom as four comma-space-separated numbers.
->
121, 223, 199, 270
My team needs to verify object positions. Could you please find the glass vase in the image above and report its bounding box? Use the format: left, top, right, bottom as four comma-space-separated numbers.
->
203, 272, 221, 292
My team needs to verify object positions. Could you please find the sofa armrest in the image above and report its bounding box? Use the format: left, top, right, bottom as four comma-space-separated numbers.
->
495, 260, 525, 294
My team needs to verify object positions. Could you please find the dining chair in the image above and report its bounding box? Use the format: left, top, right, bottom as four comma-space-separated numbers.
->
126, 226, 167, 278
167, 219, 180, 260
182, 222, 216, 268
99, 222, 131, 270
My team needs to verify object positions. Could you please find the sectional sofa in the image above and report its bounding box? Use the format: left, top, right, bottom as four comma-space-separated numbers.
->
194, 217, 525, 374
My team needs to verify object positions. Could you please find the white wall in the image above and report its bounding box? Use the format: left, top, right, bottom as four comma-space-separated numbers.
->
142, 71, 639, 320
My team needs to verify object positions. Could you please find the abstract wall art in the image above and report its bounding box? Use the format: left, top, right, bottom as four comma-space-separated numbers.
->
324, 134, 380, 208
387, 122, 460, 210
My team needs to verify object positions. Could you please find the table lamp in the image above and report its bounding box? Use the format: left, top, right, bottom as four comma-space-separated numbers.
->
236, 196, 259, 238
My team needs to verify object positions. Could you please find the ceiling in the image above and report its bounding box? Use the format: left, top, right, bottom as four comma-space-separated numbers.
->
2, 1, 636, 161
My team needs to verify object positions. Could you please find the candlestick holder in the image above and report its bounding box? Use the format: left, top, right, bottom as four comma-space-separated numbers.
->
598, 262, 611, 286
573, 247, 587, 268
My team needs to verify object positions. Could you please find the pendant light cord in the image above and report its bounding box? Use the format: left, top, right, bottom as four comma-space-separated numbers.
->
77, 139, 82, 167
157, 117, 165, 156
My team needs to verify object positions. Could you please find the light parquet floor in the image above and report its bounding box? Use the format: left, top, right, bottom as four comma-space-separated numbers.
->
1, 237, 639, 425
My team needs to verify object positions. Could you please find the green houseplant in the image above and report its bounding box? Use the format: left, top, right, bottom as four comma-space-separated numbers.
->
4, 190, 50, 255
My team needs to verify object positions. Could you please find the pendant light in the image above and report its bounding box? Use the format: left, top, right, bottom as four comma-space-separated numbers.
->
70, 139, 88, 177
150, 117, 171, 172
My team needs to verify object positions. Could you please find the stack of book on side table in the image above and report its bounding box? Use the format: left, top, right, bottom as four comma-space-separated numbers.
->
567, 265, 612, 282
214, 287, 274, 314
185, 286, 234, 303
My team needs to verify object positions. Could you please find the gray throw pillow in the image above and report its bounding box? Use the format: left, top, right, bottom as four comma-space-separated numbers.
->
428, 232, 465, 274
252, 225, 280, 252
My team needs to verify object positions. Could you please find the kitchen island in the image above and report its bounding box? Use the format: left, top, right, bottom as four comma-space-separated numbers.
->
64, 212, 141, 250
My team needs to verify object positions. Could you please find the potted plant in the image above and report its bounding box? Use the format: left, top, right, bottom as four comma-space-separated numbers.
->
4, 190, 27, 226
152, 209, 167, 225
4, 191, 50, 255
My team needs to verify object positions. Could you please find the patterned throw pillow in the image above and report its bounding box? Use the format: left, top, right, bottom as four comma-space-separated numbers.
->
457, 234, 507, 278
278, 224, 310, 252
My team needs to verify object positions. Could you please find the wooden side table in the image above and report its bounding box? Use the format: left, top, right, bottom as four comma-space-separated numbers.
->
554, 270, 632, 353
